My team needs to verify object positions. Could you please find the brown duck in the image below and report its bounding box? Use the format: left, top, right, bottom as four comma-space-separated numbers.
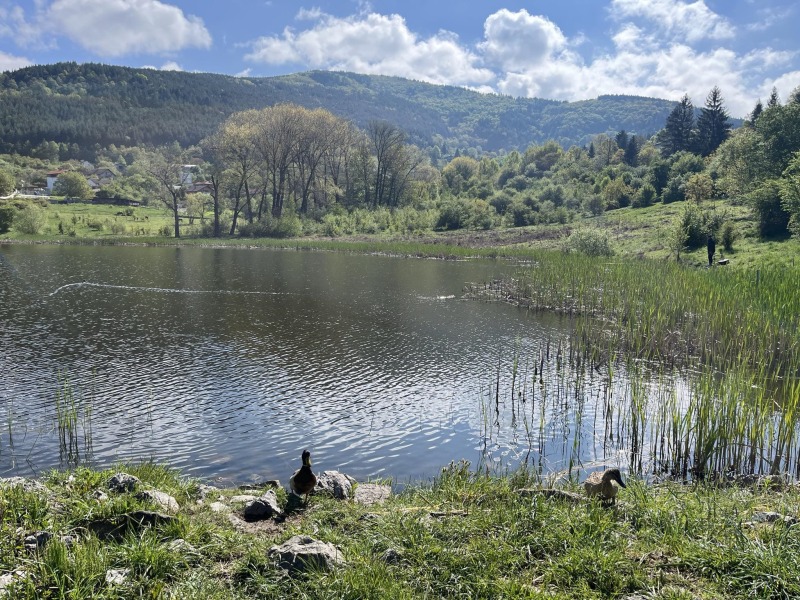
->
583, 468, 626, 505
289, 449, 317, 503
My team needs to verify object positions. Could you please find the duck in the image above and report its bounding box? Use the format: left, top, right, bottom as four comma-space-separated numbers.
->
583, 468, 626, 505
289, 449, 317, 504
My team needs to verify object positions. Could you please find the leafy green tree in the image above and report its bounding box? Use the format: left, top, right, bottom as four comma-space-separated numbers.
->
660, 94, 695, 156
695, 87, 731, 157
778, 150, 800, 237
755, 101, 800, 175
747, 180, 790, 237
52, 171, 94, 200
0, 205, 14, 233
442, 156, 479, 195
709, 127, 769, 199
684, 173, 714, 203
14, 203, 46, 234
0, 169, 14, 196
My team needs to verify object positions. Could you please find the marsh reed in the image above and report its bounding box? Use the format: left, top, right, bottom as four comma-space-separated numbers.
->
53, 371, 93, 465
475, 252, 800, 481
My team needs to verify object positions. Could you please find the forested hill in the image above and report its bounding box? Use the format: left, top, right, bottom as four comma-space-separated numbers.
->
0, 62, 680, 156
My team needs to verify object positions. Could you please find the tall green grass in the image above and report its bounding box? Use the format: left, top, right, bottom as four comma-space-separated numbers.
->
476, 251, 800, 480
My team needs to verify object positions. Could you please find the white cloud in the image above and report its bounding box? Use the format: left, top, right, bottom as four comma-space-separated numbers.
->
478, 9, 567, 71
142, 60, 183, 71
240, 5, 795, 117
768, 71, 800, 102
244, 10, 494, 87
610, 0, 735, 42
0, 50, 32, 71
44, 0, 212, 56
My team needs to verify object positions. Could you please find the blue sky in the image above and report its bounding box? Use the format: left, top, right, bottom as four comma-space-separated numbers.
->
1, 0, 798, 116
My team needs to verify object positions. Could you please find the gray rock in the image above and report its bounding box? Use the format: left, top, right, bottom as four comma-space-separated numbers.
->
105, 568, 130, 586
269, 535, 345, 573
239, 480, 281, 491
168, 538, 199, 555
354, 483, 392, 506
315, 471, 356, 500
0, 570, 26, 597
243, 490, 282, 521
209, 501, 228, 513
748, 511, 798, 525
380, 548, 403, 565
108, 472, 140, 493
229, 494, 259, 504
24, 531, 53, 551
93, 490, 109, 502
137, 489, 179, 513
196, 484, 220, 502
0, 477, 49, 495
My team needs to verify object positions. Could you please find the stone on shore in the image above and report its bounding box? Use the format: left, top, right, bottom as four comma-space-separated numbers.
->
269, 535, 345, 573
243, 490, 282, 521
107, 472, 140, 493
136, 489, 180, 513
315, 471, 356, 500
354, 483, 392, 506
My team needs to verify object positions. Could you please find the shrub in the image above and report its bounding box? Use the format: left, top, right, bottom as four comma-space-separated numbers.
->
239, 215, 302, 238
720, 221, 737, 252
14, 203, 46, 234
563, 227, 614, 257
435, 199, 470, 230
0, 205, 14, 233
747, 180, 790, 237
677, 202, 707, 249
632, 183, 657, 208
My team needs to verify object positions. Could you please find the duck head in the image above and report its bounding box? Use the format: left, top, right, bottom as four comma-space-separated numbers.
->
603, 468, 626, 488
301, 449, 312, 467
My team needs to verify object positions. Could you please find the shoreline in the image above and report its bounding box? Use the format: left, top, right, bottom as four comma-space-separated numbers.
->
2, 462, 799, 598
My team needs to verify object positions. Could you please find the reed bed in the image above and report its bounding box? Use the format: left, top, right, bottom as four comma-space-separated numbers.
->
475, 252, 800, 481
53, 372, 93, 465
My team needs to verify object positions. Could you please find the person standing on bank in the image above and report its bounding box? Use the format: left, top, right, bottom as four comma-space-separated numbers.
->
707, 234, 716, 267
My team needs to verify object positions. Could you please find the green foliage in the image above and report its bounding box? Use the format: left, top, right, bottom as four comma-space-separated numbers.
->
778, 150, 800, 238
239, 215, 304, 238
747, 180, 790, 237
435, 197, 495, 230
720, 221, 737, 252
0, 62, 681, 159
52, 171, 94, 200
563, 226, 614, 257
0, 168, 14, 195
13, 202, 46, 234
676, 202, 709, 249
0, 205, 14, 233
632, 183, 657, 208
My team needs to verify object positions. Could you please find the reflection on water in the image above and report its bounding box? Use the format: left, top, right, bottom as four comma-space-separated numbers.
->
0, 243, 655, 483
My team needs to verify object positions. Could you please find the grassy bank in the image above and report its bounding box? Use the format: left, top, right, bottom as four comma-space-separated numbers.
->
2, 463, 799, 599
2, 198, 799, 269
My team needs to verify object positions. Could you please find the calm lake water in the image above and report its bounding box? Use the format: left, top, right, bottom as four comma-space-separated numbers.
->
1, 243, 635, 485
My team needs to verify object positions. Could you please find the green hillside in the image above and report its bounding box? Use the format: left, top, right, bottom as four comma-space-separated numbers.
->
0, 62, 683, 156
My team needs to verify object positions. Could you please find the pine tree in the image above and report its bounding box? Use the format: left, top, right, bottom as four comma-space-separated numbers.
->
623, 135, 639, 166
767, 87, 781, 108
749, 99, 763, 125
695, 86, 731, 157
660, 94, 695, 156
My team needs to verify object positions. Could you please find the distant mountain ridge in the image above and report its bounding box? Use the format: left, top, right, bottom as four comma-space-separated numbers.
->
0, 62, 687, 156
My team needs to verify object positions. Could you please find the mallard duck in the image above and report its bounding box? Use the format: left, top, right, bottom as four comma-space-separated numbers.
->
289, 449, 317, 504
583, 468, 626, 505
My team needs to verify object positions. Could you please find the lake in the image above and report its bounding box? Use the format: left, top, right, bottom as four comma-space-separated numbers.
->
1, 243, 642, 485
